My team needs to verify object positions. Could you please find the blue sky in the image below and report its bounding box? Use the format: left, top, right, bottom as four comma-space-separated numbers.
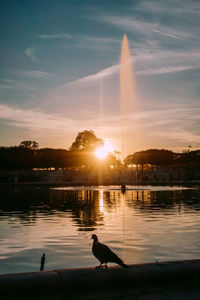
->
0, 0, 200, 154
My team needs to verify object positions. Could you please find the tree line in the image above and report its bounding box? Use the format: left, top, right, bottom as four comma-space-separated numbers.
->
124, 149, 200, 167
0, 130, 199, 170
0, 131, 120, 170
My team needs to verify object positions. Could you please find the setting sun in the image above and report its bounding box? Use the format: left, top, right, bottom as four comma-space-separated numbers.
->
94, 140, 114, 160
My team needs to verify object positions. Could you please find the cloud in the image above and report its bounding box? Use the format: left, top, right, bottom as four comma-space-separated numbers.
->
1, 79, 33, 90
76, 35, 120, 51
98, 14, 194, 41
39, 33, 71, 39
137, 65, 200, 76
56, 34, 120, 52
94, 0, 199, 43
65, 52, 200, 86
100, 15, 157, 36
1, 103, 200, 152
0, 104, 80, 132
22, 70, 54, 79
152, 29, 182, 40
25, 48, 37, 61
138, 0, 200, 17
3, 79, 18, 83
66, 64, 120, 86
0, 85, 15, 90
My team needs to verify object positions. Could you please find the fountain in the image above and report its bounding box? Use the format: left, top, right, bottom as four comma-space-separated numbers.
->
120, 34, 134, 188
120, 34, 134, 160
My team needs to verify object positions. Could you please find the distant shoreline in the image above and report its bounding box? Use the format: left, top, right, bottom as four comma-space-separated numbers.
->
1, 180, 200, 187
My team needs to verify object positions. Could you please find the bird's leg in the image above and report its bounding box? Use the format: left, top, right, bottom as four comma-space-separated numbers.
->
104, 263, 108, 269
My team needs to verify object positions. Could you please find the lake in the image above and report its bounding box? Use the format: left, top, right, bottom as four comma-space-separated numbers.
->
0, 185, 200, 274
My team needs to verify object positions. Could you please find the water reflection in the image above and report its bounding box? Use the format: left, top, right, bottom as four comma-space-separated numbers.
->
0, 186, 200, 274
1, 186, 200, 228
0, 187, 106, 230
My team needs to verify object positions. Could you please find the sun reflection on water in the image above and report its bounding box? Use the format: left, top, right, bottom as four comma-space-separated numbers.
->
99, 189, 104, 213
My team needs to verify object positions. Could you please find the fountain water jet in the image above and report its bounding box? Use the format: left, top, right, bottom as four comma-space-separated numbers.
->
120, 34, 134, 159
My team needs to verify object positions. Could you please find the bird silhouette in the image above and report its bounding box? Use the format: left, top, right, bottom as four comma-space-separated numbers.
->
91, 234, 128, 268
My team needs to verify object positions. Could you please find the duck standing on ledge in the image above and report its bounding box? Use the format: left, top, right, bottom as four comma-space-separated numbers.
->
91, 234, 128, 268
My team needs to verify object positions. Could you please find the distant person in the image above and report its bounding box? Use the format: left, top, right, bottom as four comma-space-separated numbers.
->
40, 253, 45, 271
121, 184, 126, 193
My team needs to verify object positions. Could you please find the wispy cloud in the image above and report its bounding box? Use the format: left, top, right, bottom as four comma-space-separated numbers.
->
25, 48, 37, 61
0, 104, 79, 132
100, 15, 157, 36
98, 14, 193, 41
1, 104, 200, 152
152, 29, 182, 40
22, 70, 54, 79
3, 79, 18, 83
57, 34, 120, 51
0, 84, 15, 90
39, 33, 119, 52
95, 0, 200, 43
65, 53, 200, 86
39, 33, 71, 39
138, 0, 200, 17
0, 104, 120, 147
77, 35, 119, 50
66, 64, 120, 86
1, 79, 33, 90
137, 65, 200, 76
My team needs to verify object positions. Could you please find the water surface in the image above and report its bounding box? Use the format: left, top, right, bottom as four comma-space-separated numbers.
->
0, 185, 200, 274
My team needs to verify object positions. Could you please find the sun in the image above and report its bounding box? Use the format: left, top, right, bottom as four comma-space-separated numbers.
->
95, 147, 108, 160
94, 140, 114, 160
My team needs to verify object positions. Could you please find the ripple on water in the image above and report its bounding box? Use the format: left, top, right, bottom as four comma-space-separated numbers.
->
0, 185, 200, 273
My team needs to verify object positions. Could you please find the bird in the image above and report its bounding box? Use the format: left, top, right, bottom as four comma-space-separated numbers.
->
91, 234, 128, 268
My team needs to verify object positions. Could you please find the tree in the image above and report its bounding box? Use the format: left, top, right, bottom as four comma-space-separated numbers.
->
176, 150, 200, 164
124, 149, 174, 167
69, 130, 103, 151
0, 146, 36, 169
19, 140, 39, 150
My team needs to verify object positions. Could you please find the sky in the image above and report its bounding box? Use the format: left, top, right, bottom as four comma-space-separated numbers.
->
0, 0, 200, 155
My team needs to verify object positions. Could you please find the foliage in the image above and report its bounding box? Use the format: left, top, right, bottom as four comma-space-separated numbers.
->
69, 130, 103, 151
0, 137, 200, 170
176, 150, 200, 164
19, 140, 39, 150
0, 146, 36, 169
124, 149, 175, 166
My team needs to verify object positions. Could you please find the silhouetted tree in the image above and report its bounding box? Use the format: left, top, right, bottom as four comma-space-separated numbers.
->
20, 140, 39, 150
0, 146, 36, 169
69, 130, 103, 151
124, 149, 174, 167
176, 150, 200, 164
36, 148, 74, 169
146, 149, 174, 166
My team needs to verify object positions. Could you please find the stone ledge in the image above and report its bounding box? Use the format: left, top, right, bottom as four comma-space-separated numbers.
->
1, 259, 200, 299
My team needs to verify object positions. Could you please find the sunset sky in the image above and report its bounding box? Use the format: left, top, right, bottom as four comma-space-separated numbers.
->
1, 0, 200, 155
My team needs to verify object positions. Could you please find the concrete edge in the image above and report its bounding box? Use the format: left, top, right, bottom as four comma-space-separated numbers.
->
1, 259, 200, 295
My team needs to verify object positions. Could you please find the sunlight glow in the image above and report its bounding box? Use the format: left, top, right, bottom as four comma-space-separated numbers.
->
94, 140, 114, 160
